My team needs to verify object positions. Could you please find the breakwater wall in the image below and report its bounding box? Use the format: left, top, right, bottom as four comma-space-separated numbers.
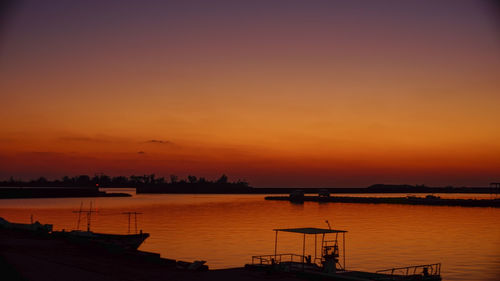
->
265, 195, 500, 207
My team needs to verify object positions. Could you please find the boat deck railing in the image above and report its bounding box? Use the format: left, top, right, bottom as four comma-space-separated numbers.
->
376, 263, 441, 277
251, 253, 309, 265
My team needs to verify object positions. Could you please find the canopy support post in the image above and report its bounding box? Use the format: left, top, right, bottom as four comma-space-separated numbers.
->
314, 234, 317, 261
343, 232, 346, 270
302, 233, 306, 270
274, 230, 278, 260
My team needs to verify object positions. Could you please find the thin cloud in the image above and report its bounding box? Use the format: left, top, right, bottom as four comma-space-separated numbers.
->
58, 136, 110, 143
28, 151, 65, 156
145, 139, 173, 145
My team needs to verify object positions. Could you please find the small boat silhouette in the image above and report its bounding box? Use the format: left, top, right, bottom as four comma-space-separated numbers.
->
52, 202, 149, 250
52, 229, 149, 250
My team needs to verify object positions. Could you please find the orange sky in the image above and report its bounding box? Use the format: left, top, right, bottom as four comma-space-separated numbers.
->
0, 1, 499, 187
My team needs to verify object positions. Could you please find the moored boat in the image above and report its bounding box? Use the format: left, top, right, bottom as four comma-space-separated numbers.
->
51, 202, 150, 250
52, 229, 149, 250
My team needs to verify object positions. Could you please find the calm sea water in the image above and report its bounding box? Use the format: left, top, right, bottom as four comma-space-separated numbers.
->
1, 190, 499, 281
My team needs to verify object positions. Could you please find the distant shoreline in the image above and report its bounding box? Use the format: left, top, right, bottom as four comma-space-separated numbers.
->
2, 174, 498, 196
0, 184, 497, 199
0, 187, 131, 199
136, 184, 497, 194
137, 187, 496, 194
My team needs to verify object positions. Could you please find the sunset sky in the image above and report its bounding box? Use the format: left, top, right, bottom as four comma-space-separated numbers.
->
1, 0, 499, 187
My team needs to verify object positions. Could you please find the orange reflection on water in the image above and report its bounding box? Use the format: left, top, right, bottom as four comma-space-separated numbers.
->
0, 194, 499, 281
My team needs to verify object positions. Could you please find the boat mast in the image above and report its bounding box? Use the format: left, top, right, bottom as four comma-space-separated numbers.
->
72, 202, 84, 230
122, 212, 142, 234
73, 202, 97, 231
87, 201, 92, 232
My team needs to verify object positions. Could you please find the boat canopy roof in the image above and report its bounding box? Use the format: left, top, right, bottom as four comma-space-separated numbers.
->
273, 227, 347, 234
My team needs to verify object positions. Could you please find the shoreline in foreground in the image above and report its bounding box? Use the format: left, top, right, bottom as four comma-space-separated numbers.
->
0, 228, 298, 281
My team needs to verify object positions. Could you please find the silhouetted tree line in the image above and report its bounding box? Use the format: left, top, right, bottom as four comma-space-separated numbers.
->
136, 174, 255, 193
0, 174, 250, 190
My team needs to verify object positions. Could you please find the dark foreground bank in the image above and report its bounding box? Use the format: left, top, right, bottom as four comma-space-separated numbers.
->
0, 229, 300, 281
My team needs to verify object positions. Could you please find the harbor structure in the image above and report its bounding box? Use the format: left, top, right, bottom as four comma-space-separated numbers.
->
247, 226, 441, 281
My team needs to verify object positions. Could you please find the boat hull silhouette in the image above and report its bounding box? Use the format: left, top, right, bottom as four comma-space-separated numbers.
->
53, 230, 150, 250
